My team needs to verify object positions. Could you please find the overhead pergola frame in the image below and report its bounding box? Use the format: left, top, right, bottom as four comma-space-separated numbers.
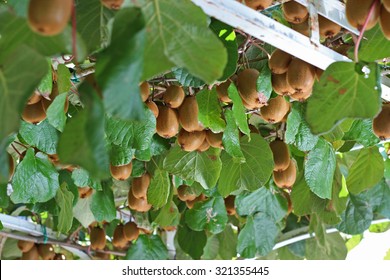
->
191, 0, 390, 101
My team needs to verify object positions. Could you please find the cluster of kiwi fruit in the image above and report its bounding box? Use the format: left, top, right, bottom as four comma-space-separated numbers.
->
111, 221, 140, 249
224, 195, 237, 216
269, 139, 297, 188
17, 240, 64, 260
346, 0, 390, 39
176, 184, 207, 209
373, 103, 390, 139
128, 172, 152, 212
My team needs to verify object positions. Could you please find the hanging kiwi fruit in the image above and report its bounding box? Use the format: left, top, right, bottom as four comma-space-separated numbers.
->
21, 245, 40, 260
243, 0, 273, 10
156, 106, 179, 138
291, 19, 310, 36
346, 0, 380, 31
269, 139, 291, 171
290, 89, 312, 102
101, 0, 124, 9
163, 85, 185, 108
110, 161, 133, 181
28, 0, 72, 36
282, 1, 309, 24
112, 224, 127, 249
177, 184, 197, 202
380, 5, 390, 39
128, 188, 152, 212
22, 101, 46, 124
17, 240, 35, 253
145, 101, 159, 118
287, 58, 316, 93
237, 68, 265, 109
224, 195, 236, 216
373, 103, 390, 139
123, 221, 140, 242
37, 244, 55, 260
260, 96, 290, 123
177, 129, 206, 152
272, 73, 295, 96
197, 139, 211, 152
318, 15, 341, 38
78, 187, 93, 199
27, 91, 42, 105
131, 173, 151, 199
90, 227, 107, 250
216, 79, 233, 103
186, 193, 206, 209
383, 0, 390, 12
273, 159, 297, 188
140, 81, 150, 102
205, 130, 224, 149
178, 96, 203, 132
268, 49, 293, 74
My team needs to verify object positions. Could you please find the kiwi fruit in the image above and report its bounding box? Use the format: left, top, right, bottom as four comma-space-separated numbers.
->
123, 221, 140, 241
269, 139, 290, 171
315, 68, 324, 81
268, 49, 293, 74
128, 189, 152, 212
224, 195, 236, 216
78, 187, 93, 199
186, 193, 206, 209
290, 89, 312, 102
287, 58, 316, 93
178, 96, 204, 132
53, 253, 66, 260
272, 73, 295, 96
197, 139, 211, 152
37, 244, 55, 260
8, 154, 15, 179
90, 227, 106, 250
237, 69, 265, 109
244, 0, 272, 10
156, 106, 180, 138
163, 85, 185, 108
112, 224, 127, 249
380, 5, 390, 39
178, 129, 206, 152
101, 0, 124, 9
21, 245, 40, 260
273, 159, 297, 188
42, 84, 69, 113
131, 173, 150, 199
22, 101, 46, 124
346, 0, 380, 31
373, 103, 390, 139
17, 240, 35, 253
205, 130, 223, 149
383, 0, 390, 12
216, 80, 232, 103
95, 251, 111, 260
28, 0, 72, 36
260, 96, 291, 123
145, 100, 159, 118
177, 185, 197, 202
319, 15, 341, 38
110, 162, 133, 181
282, 1, 308, 24
27, 92, 42, 105
291, 18, 310, 37
140, 81, 150, 102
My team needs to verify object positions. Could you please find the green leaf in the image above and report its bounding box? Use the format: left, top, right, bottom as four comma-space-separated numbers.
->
304, 138, 336, 199
58, 81, 110, 179
219, 134, 274, 196
0, 220, 2, 230
237, 213, 279, 258
345, 235, 363, 251
236, 187, 287, 222
11, 149, 59, 203
0, 45, 48, 142
147, 156, 170, 208
109, 145, 134, 166
0, 183, 10, 208
5, 0, 28, 17
96, 8, 146, 121
0, 139, 11, 184
306, 62, 381, 134
37, 60, 52, 95
217, 225, 237, 260
256, 64, 273, 100
222, 109, 245, 162
227, 84, 250, 137
285, 102, 319, 151
71, 168, 102, 190
164, 146, 222, 189
154, 201, 179, 227
135, 135, 170, 161
384, 249, 390, 260
305, 232, 347, 260
55, 184, 74, 234
19, 120, 59, 154
358, 24, 390, 61
126, 235, 168, 260
202, 235, 220, 260
57, 64, 71, 94
46, 93, 68, 132
90, 182, 116, 222
177, 224, 207, 260
365, 180, 390, 219
72, 195, 95, 228
342, 119, 379, 147
141, 0, 227, 83
172, 68, 205, 87
185, 196, 228, 234
196, 88, 226, 133
346, 147, 384, 194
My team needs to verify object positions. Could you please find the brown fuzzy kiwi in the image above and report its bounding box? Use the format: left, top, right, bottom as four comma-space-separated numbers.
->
205, 130, 223, 149
163, 85, 185, 108
41, 84, 69, 113
282, 1, 308, 24
373, 103, 390, 139
291, 18, 310, 36
383, 0, 390, 12
21, 245, 40, 260
216, 80, 232, 103
37, 244, 55, 260
132, 173, 150, 199
178, 96, 204, 132
90, 227, 106, 250
177, 185, 197, 202
269, 139, 290, 171
112, 224, 127, 249
315, 68, 324, 81
128, 189, 152, 212
28, 0, 72, 36
290, 90, 312, 102
346, 0, 380, 31
268, 49, 293, 74
95, 251, 111, 260
244, 0, 273, 10
145, 101, 159, 118
17, 240, 35, 253
287, 58, 316, 93
272, 73, 295, 96
178, 129, 206, 152
186, 193, 206, 209
237, 69, 265, 109
260, 96, 291, 123
110, 162, 133, 181
319, 15, 341, 38
197, 139, 211, 152
380, 5, 390, 39
224, 195, 236, 216
156, 106, 180, 138
101, 0, 124, 9
22, 101, 46, 124
273, 159, 297, 188
123, 221, 140, 242
78, 187, 93, 199
140, 81, 150, 102
27, 92, 42, 105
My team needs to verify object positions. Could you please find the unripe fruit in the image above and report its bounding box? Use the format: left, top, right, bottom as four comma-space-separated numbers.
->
380, 5, 390, 39
140, 82, 150, 102
110, 162, 133, 181
156, 106, 179, 138
269, 139, 290, 171
163, 85, 185, 108
112, 224, 127, 249
260, 96, 290, 123
319, 15, 341, 38
272, 73, 295, 96
22, 101, 46, 124
123, 221, 140, 241
282, 1, 308, 23
178, 96, 203, 132
237, 69, 266, 109
90, 227, 106, 250
373, 103, 390, 139
132, 173, 150, 199
128, 189, 152, 212
17, 240, 35, 253
269, 49, 292, 74
287, 58, 316, 93
346, 0, 380, 31
216, 80, 232, 103
244, 0, 273, 10
273, 159, 297, 188
177, 185, 197, 202
206, 130, 224, 149
21, 245, 40, 260
37, 244, 55, 260
145, 101, 159, 118
178, 129, 206, 152
224, 195, 236, 216
101, 0, 124, 9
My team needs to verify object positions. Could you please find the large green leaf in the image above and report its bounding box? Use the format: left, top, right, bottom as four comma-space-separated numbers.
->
109, 145, 134, 166
342, 119, 379, 148
256, 64, 273, 100
154, 201, 179, 227
71, 168, 102, 190
196, 88, 225, 133
185, 196, 228, 234
306, 62, 381, 134
140, 0, 227, 83
46, 93, 68, 132
346, 147, 384, 194
358, 24, 390, 61
19, 120, 59, 155
72, 196, 95, 228
365, 180, 390, 219
172, 67, 205, 88
164, 146, 222, 189
90, 182, 116, 222
304, 138, 336, 199
55, 184, 74, 234
227, 84, 250, 137
135, 135, 170, 161
147, 155, 170, 208
57, 64, 71, 94
218, 134, 274, 196
96, 8, 146, 121
222, 109, 245, 162
217, 225, 237, 260
11, 149, 59, 203
305, 232, 347, 260
0, 139, 11, 184
126, 235, 168, 260
177, 224, 207, 260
